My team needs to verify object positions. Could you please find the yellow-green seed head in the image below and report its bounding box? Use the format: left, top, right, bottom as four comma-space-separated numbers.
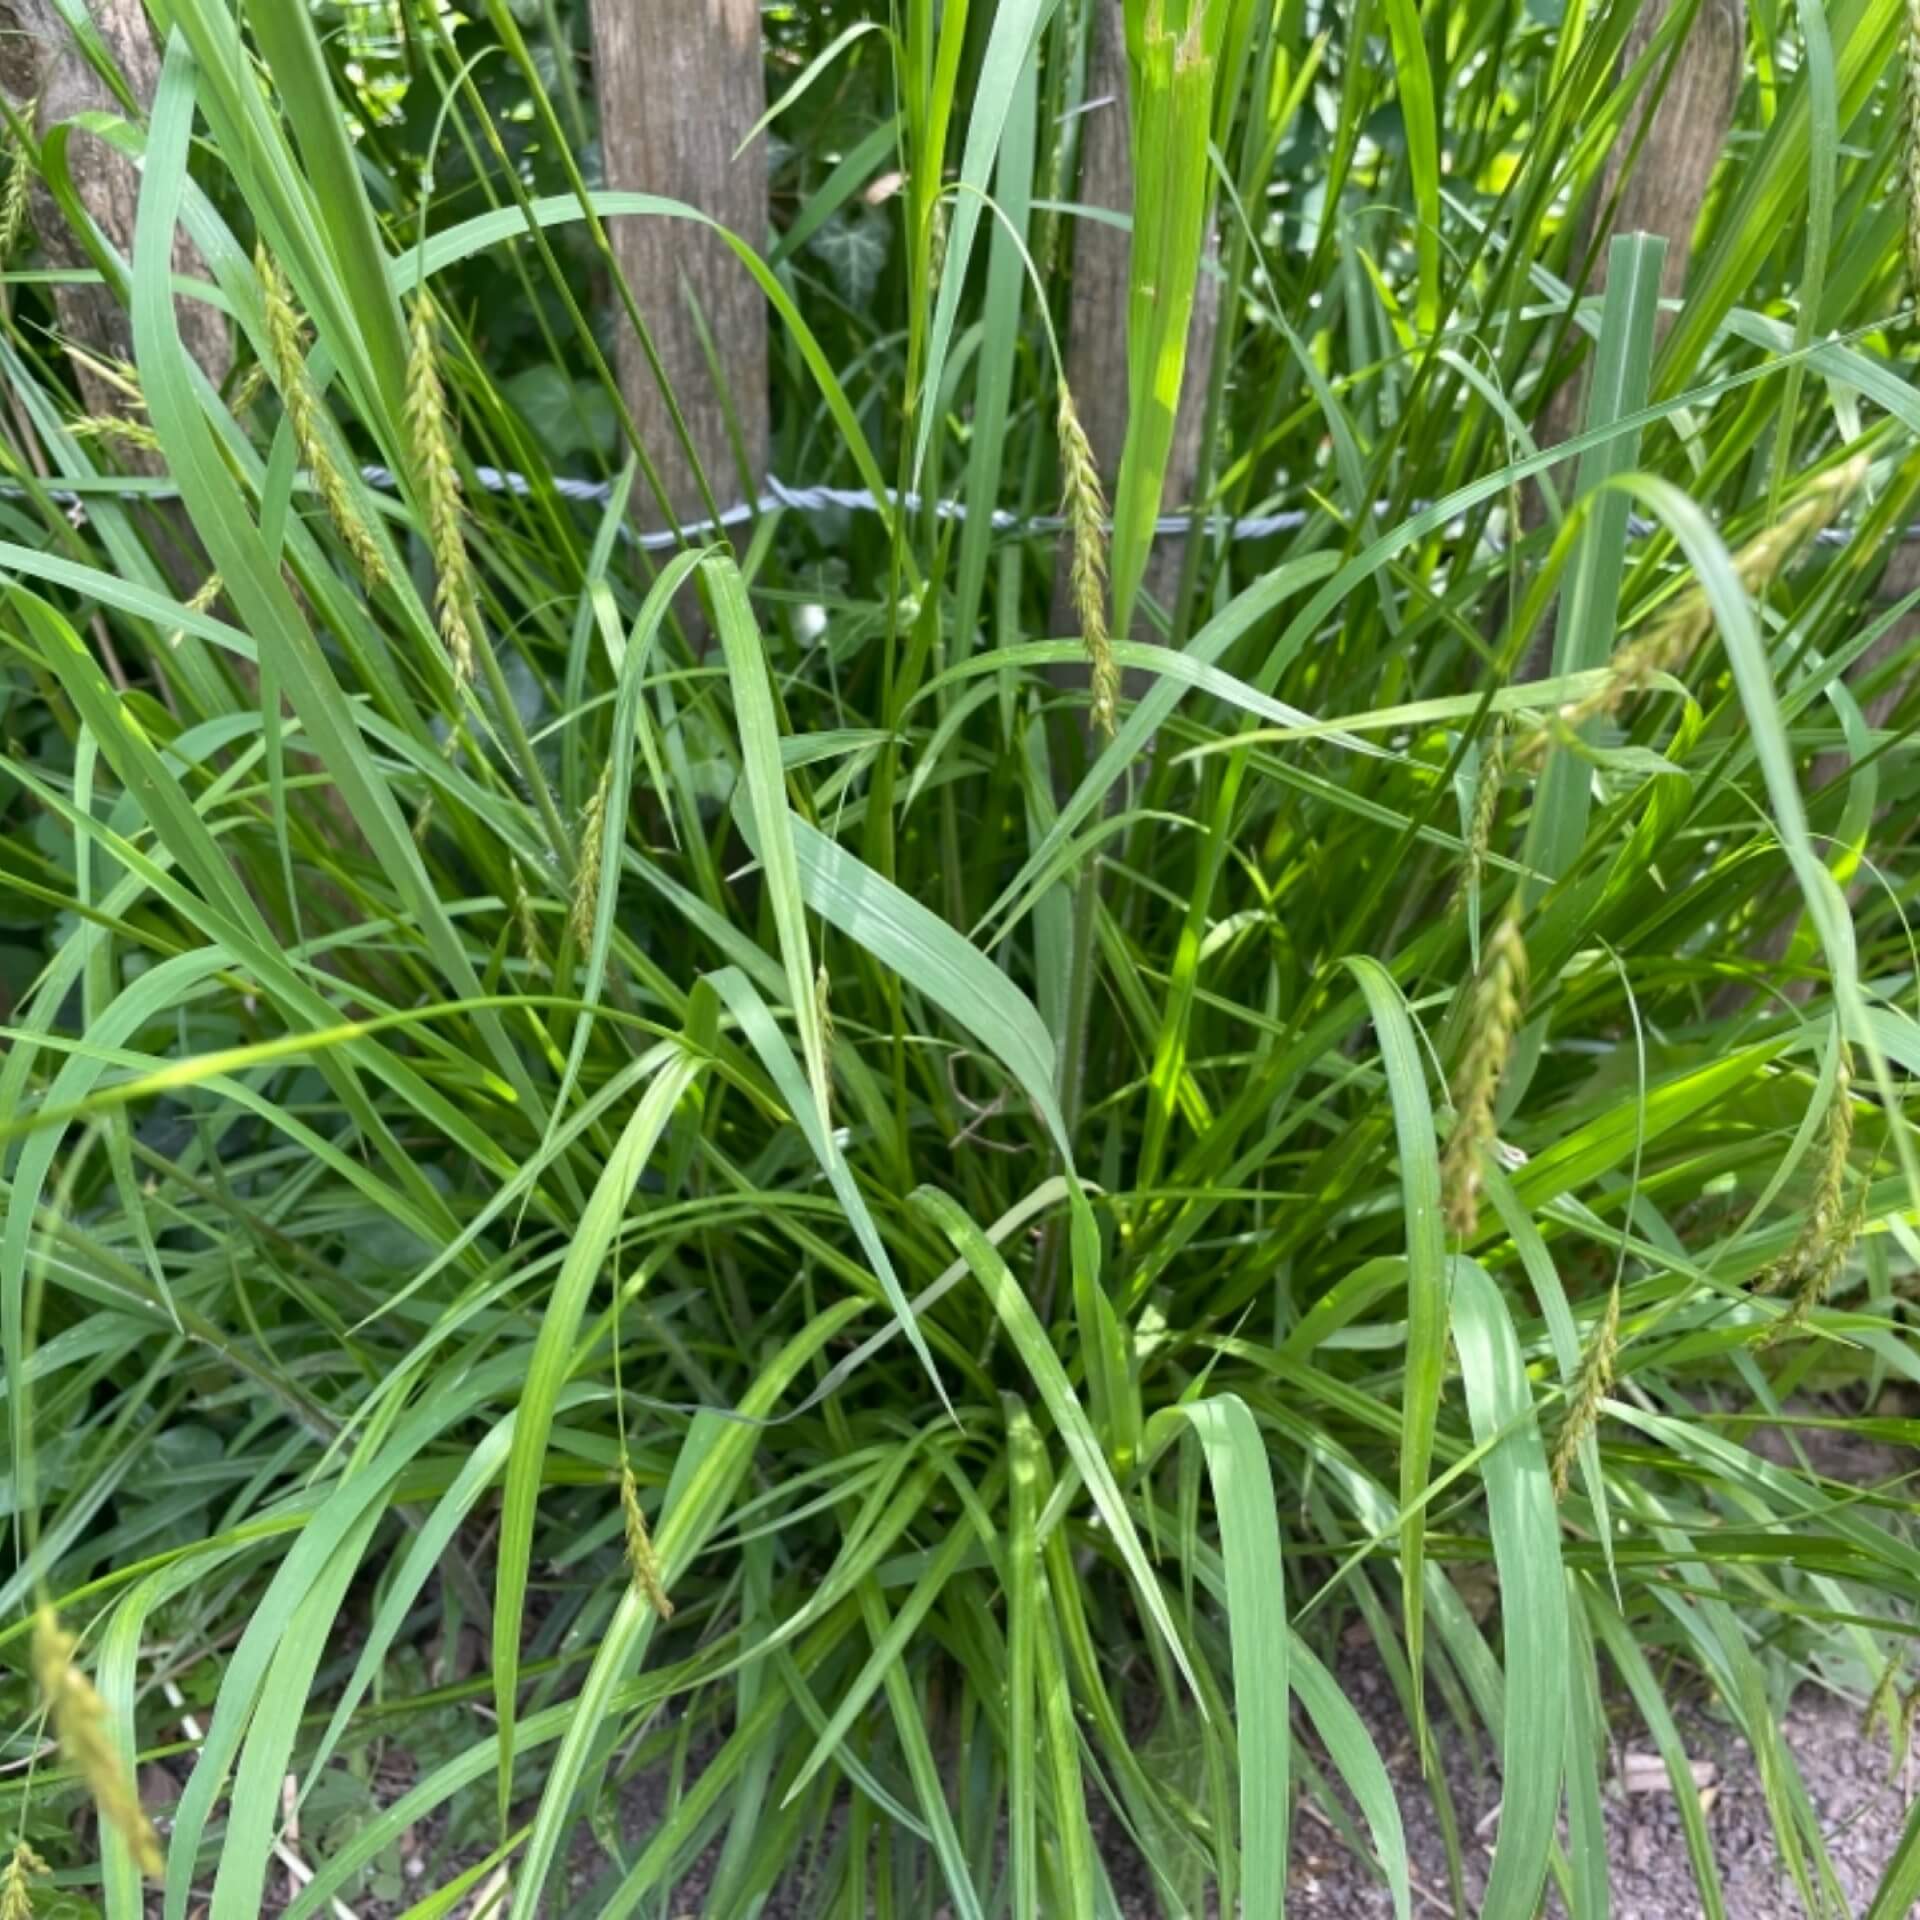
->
165, 570, 223, 652
1441, 905, 1528, 1241
1521, 456, 1870, 764
1550, 1282, 1621, 1499
620, 1463, 674, 1619
65, 345, 143, 406
571, 765, 612, 951
256, 244, 388, 591
1762, 1181, 1864, 1349
0, 104, 36, 270
1057, 382, 1119, 738
32, 1609, 164, 1877
1756, 1041, 1859, 1340
511, 858, 546, 975
0, 1843, 48, 1920
406, 290, 479, 685
229, 357, 269, 420
70, 416, 161, 455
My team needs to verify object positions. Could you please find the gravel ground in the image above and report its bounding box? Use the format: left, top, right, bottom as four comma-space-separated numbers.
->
1280, 1655, 1915, 1920
252, 1653, 1898, 1918
225, 1398, 1920, 1917
518, 1660, 1915, 1918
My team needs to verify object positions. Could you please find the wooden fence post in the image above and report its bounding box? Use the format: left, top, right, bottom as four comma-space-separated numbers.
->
0, 0, 231, 413
1536, 0, 1745, 484
588, 0, 769, 529
1050, 0, 1219, 664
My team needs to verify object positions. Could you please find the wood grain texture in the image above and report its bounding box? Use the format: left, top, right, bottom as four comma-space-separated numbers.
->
0, 0, 231, 423
1523, 0, 1745, 687
1050, 0, 1219, 661
1536, 0, 1745, 479
588, 0, 769, 527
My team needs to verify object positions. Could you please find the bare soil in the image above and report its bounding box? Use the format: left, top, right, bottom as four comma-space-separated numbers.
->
1281, 1654, 1913, 1920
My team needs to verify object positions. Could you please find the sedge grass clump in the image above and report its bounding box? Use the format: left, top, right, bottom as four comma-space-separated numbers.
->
1058, 382, 1119, 738
256, 245, 388, 590
31, 1610, 163, 1876
7, 8, 1920, 1918
1441, 905, 1528, 1240
405, 289, 479, 685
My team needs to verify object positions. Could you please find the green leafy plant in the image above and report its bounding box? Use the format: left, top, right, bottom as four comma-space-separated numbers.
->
0, 0, 1917, 1915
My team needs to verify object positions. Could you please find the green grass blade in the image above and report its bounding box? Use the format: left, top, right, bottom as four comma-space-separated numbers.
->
1154, 1393, 1288, 1918
1379, 0, 1440, 334
1451, 1258, 1567, 1920
489, 1043, 699, 1818
1344, 957, 1445, 1744
910, 1184, 1198, 1700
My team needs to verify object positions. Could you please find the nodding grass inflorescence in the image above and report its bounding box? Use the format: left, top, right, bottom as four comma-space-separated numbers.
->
1756, 1043, 1855, 1296
32, 1609, 164, 1876
1761, 1180, 1869, 1347
1441, 904, 1528, 1242
0, 1844, 47, 1920
1862, 1654, 1916, 1769
1758, 1042, 1861, 1343
1550, 1282, 1621, 1499
619, 1463, 674, 1620
814, 960, 834, 1057
166, 569, 223, 652
926, 198, 950, 292
1057, 382, 1119, 739
257, 244, 388, 591
64, 351, 159, 455
405, 289, 479, 686
0, 102, 36, 270
570, 764, 612, 951
1518, 457, 1869, 766
228, 356, 270, 421
69, 417, 161, 455
511, 858, 546, 975
66, 347, 143, 406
